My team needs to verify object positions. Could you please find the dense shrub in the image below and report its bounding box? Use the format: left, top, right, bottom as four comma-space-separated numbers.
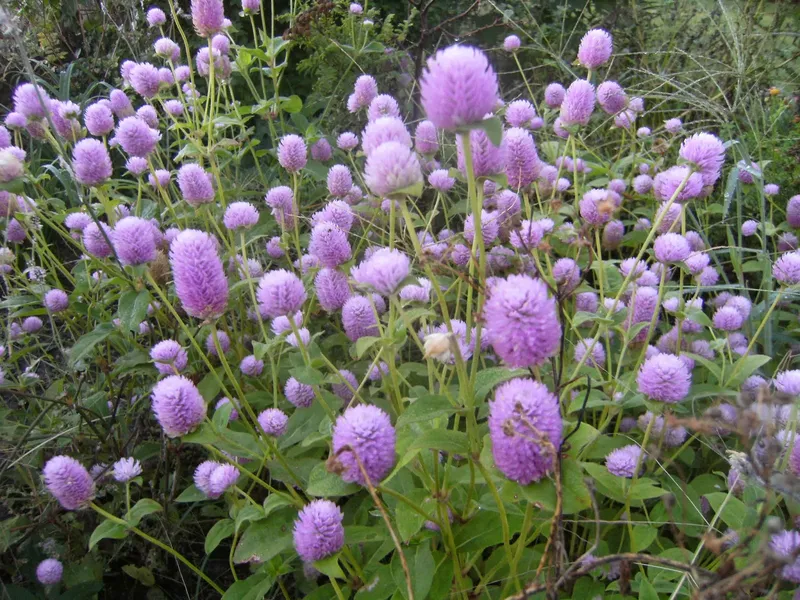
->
1, 0, 800, 599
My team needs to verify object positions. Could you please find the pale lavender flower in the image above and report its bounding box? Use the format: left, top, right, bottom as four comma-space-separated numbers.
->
560, 80, 595, 126
544, 83, 565, 108
151, 375, 207, 437
597, 81, 627, 114
42, 456, 95, 510
177, 164, 214, 205
664, 118, 682, 133
456, 128, 506, 178
364, 141, 422, 197
115, 116, 160, 157
191, 0, 225, 36
315, 268, 351, 312
367, 94, 400, 122
637, 354, 691, 403
36, 559, 63, 585
337, 132, 359, 151
277, 134, 307, 172
312, 200, 354, 232
352, 247, 410, 295
774, 252, 800, 285
169, 230, 228, 319
150, 340, 188, 375
293, 500, 344, 561
223, 202, 259, 230
72, 139, 112, 186
84, 103, 115, 136
147, 7, 167, 26
504, 127, 540, 188
606, 445, 644, 477
257, 269, 306, 317
113, 217, 158, 265
342, 295, 378, 340
258, 408, 288, 436
414, 120, 438, 154
503, 35, 521, 52
112, 457, 142, 482
577, 29, 613, 69
82, 222, 113, 258
309, 223, 351, 268
331, 404, 395, 484
310, 138, 332, 161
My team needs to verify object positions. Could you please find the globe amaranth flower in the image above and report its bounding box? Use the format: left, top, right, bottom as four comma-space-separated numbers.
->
43, 455, 95, 510
463, 210, 500, 245
712, 306, 743, 331
214, 397, 238, 421
223, 202, 259, 231
664, 118, 682, 134
147, 6, 167, 26
331, 369, 359, 402
309, 223, 351, 268
637, 354, 691, 403
191, 0, 224, 36
602, 220, 624, 250
342, 295, 379, 341
310, 138, 332, 161
311, 201, 354, 235
113, 216, 158, 266
293, 499, 345, 562
36, 558, 63, 585
70, 139, 112, 186
552, 257, 581, 293
151, 375, 206, 437
544, 83, 565, 108
176, 163, 214, 206
420, 45, 498, 130
238, 354, 264, 377
315, 268, 351, 312
82, 221, 113, 258
489, 378, 562, 484
483, 274, 560, 368
254, 408, 287, 438
596, 81, 627, 115
169, 229, 228, 319
205, 330, 230, 357
770, 530, 800, 583
364, 141, 422, 197
277, 134, 307, 172
654, 233, 690, 263
740, 219, 759, 237
614, 109, 636, 129
352, 247, 410, 295
637, 126, 651, 138
150, 340, 188, 375
504, 100, 536, 129
337, 132, 359, 151
367, 94, 400, 122
257, 269, 306, 317
774, 370, 800, 396
399, 277, 432, 303
13, 83, 50, 119
456, 127, 506, 178
128, 63, 161, 99
202, 462, 239, 498
579, 188, 615, 226
326, 165, 353, 198
779, 232, 799, 253
787, 195, 800, 228
504, 127, 540, 189
284, 377, 314, 408
577, 29, 613, 69
115, 116, 160, 157
44, 289, 69, 313
606, 444, 644, 477
84, 102, 115, 136
503, 34, 521, 52
349, 74, 378, 110
559, 80, 595, 126
154, 37, 180, 61
574, 337, 605, 367
112, 457, 143, 482
653, 165, 704, 203
362, 116, 412, 157
21, 316, 43, 334
266, 236, 284, 259
125, 157, 148, 176
331, 404, 395, 485
773, 252, 800, 285
414, 120, 438, 155
678, 133, 727, 182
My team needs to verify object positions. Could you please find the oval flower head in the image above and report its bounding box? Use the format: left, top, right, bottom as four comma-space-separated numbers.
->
42, 455, 95, 510
637, 354, 691, 403
352, 247, 410, 296
150, 375, 207, 437
489, 378, 562, 484
420, 45, 499, 131
169, 230, 229, 319
577, 28, 613, 69
293, 499, 345, 562
257, 269, 306, 317
331, 404, 396, 485
364, 141, 422, 197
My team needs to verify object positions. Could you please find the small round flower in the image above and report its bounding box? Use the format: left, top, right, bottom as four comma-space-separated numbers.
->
779, 232, 799, 253
362, 117, 411, 158
150, 375, 206, 437
770, 530, 800, 583
126, 157, 148, 175
420, 45, 499, 130
787, 196, 800, 228
574, 338, 605, 367
678, 133, 725, 186
22, 316, 43, 333
115, 117, 160, 157
552, 257, 581, 293
277, 134, 307, 172
577, 28, 613, 69
637, 354, 691, 403
560, 80, 595, 126
257, 269, 306, 317
310, 138, 332, 162
773, 252, 800, 285
579, 188, 615, 226
329, 369, 358, 401
764, 183, 779, 196
284, 377, 314, 408
242, 0, 260, 13
315, 268, 351, 312
597, 81, 627, 115
504, 127, 540, 189
349, 2, 362, 13
774, 370, 800, 396
113, 216, 158, 266
13, 83, 50, 119
309, 223, 351, 268
653, 165, 704, 203
84, 102, 115, 136
129, 63, 161, 99
36, 558, 63, 585
463, 210, 500, 245
266, 236, 284, 259
108, 90, 134, 119
147, 7, 167, 26
169, 230, 228, 319
70, 139, 111, 186
414, 120, 439, 155
43, 456, 95, 510
214, 397, 238, 421
149, 169, 171, 188
44, 289, 69, 313
713, 306, 744, 331
654, 233, 691, 263
637, 126, 651, 138
544, 83, 565, 108
326, 164, 353, 197
342, 295, 379, 341
364, 141, 422, 197
205, 330, 230, 358
503, 34, 521, 52
664, 118, 682, 134
602, 220, 624, 250
367, 94, 400, 121
206, 463, 238, 498
489, 378, 562, 484
150, 340, 188, 375
312, 200, 354, 233
606, 445, 644, 477
293, 499, 345, 562
191, 0, 225, 36
236, 355, 263, 378
741, 220, 759, 236
223, 202, 259, 230
399, 277, 432, 303
112, 457, 142, 482
352, 247, 410, 295
177, 163, 215, 205
82, 221, 113, 258
164, 99, 184, 117
483, 274, 560, 368
504, 100, 536, 129
337, 132, 359, 151
331, 404, 395, 485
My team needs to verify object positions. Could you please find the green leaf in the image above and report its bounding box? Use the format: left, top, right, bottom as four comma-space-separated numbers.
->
453, 510, 524, 554
89, 519, 127, 550
638, 576, 658, 600
205, 519, 235, 554
631, 525, 658, 552
181, 422, 218, 445
726, 354, 771, 387
722, 166, 739, 218
306, 462, 360, 497
355, 335, 382, 358
361, 40, 386, 53
235, 506, 264, 533
290, 365, 326, 385
69, 323, 115, 367
122, 564, 155, 586
233, 510, 293, 564
175, 484, 206, 503
127, 498, 162, 527
58, 581, 104, 599
280, 95, 303, 113
263, 493, 294, 518
221, 572, 274, 600
407, 429, 469, 455
397, 395, 457, 428
474, 367, 529, 402
396, 489, 429, 542
213, 401, 234, 429
704, 492, 750, 529
118, 290, 151, 332
355, 565, 394, 600
314, 554, 346, 580
520, 458, 590, 514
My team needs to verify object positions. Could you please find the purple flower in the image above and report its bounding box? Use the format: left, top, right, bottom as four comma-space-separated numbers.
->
13, 83, 50, 119
653, 165, 703, 203
84, 103, 115, 136
310, 138, 332, 162
574, 337, 605, 366
147, 7, 167, 26
277, 134, 307, 172
606, 445, 644, 477
129, 63, 161, 99
149, 169, 171, 188
678, 133, 725, 185
503, 34, 521, 52
163, 100, 184, 117
309, 223, 351, 268
352, 247, 410, 295
115, 117, 160, 157
150, 340, 188, 375
764, 183, 779, 196
483, 274, 560, 368
323, 165, 353, 199
257, 408, 288, 436
266, 236, 284, 259
150, 375, 206, 437
342, 295, 379, 340
420, 45, 498, 130
624, 286, 660, 342
637, 127, 651, 137
43, 456, 95, 510
312, 200, 354, 233
579, 188, 615, 226
113, 217, 158, 266
367, 94, 400, 121
22, 316, 43, 333
399, 277, 432, 302
464, 210, 500, 245
737, 160, 760, 184
204, 329, 230, 358
614, 109, 636, 129
257, 269, 306, 317
127, 157, 148, 175
349, 2, 362, 14
353, 75, 378, 109
456, 128, 506, 178
637, 354, 691, 403
633, 174, 653, 195
364, 141, 422, 197
576, 291, 598, 313
337, 132, 359, 151
577, 29, 613, 69
505, 100, 536, 128
552, 257, 581, 293
293, 499, 345, 562
108, 90, 134, 119
654, 233, 690, 263
544, 83, 565, 108
82, 221, 113, 258
285, 377, 314, 408
774, 252, 800, 285
44, 289, 69, 313
630, 97, 645, 112
713, 306, 744, 331
191, 0, 224, 36
414, 120, 438, 155
489, 378, 562, 484
330, 369, 358, 401
770, 530, 800, 583
36, 559, 63, 585
560, 80, 595, 126
214, 397, 238, 421
315, 268, 351, 312
177, 163, 215, 205
242, 0, 260, 14
774, 370, 800, 396
602, 220, 624, 250
779, 232, 799, 252
223, 202, 259, 231
362, 117, 413, 158
597, 81, 627, 114
697, 266, 719, 286
200, 463, 238, 498
71, 139, 112, 186
664, 118, 682, 134
332, 404, 395, 485
787, 196, 800, 228
169, 230, 228, 319
504, 127, 540, 189
5, 112, 27, 129
112, 457, 143, 482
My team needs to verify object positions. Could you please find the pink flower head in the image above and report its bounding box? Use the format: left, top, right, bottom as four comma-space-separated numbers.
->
654, 233, 691, 263
312, 200, 354, 232
342, 295, 379, 340
285, 377, 314, 408
332, 404, 396, 485
464, 210, 500, 245
606, 445, 644, 477
223, 202, 259, 230
43, 455, 95, 510
84, 103, 115, 136
44, 289, 69, 313
36, 559, 63, 585
309, 223, 351, 268
130, 63, 161, 99
82, 221, 113, 258
257, 269, 306, 317
277, 134, 307, 172
577, 29, 613, 69
544, 83, 565, 108
352, 247, 410, 295
579, 188, 615, 226
633, 174, 653, 194
72, 139, 112, 186
337, 132, 359, 151
115, 116, 160, 157
456, 128, 506, 178
13, 83, 50, 119
147, 7, 167, 26
353, 74, 378, 109
169, 229, 228, 319
364, 141, 422, 197
151, 375, 207, 437
258, 408, 288, 436
503, 34, 521, 52
150, 339, 188, 375
242, 0, 260, 13
560, 79, 595, 126
113, 216, 158, 265
505, 100, 537, 128
414, 120, 438, 155
596, 81, 627, 114
678, 132, 726, 187
362, 116, 412, 157
367, 94, 400, 122
664, 118, 682, 133
154, 37, 181, 61
428, 169, 455, 192
770, 530, 800, 583
773, 252, 800, 285
191, 0, 225, 36
293, 500, 345, 562
109, 89, 135, 118
177, 163, 215, 205
504, 127, 540, 188
653, 165, 703, 203
637, 354, 691, 403
420, 45, 499, 130
315, 267, 351, 312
